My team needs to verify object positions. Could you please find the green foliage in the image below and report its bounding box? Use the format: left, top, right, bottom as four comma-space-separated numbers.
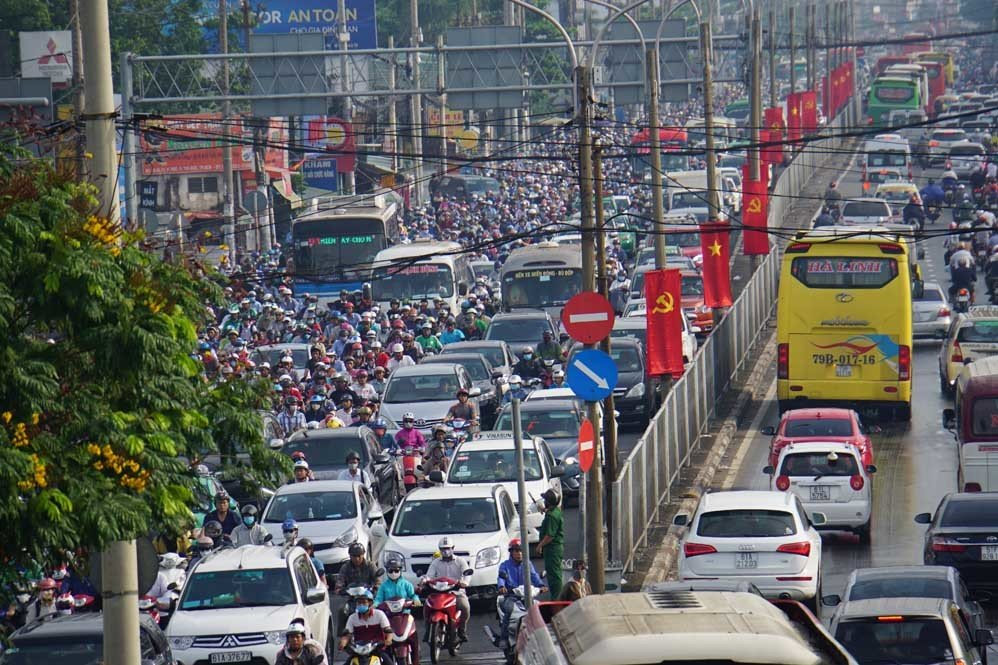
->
376, 0, 503, 48
0, 146, 286, 570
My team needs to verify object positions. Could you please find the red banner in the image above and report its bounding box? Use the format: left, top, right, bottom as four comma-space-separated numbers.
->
643, 269, 685, 378
741, 163, 770, 255
699, 224, 733, 308
786, 92, 802, 144
801, 90, 818, 135
764, 107, 785, 165
821, 75, 830, 118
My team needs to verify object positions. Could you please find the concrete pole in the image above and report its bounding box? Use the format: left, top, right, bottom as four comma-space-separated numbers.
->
339, 0, 355, 195
436, 35, 448, 176
749, 7, 762, 183
220, 0, 236, 265
788, 5, 796, 97
646, 49, 667, 269
511, 396, 533, 607
410, 0, 425, 205
825, 2, 831, 111
71, 0, 85, 179
120, 52, 138, 230
849, 0, 858, 122
388, 36, 399, 176
768, 3, 776, 109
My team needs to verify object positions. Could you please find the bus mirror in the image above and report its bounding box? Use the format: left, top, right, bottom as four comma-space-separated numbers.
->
458, 282, 469, 296
362, 282, 372, 301
942, 408, 956, 430
912, 279, 924, 299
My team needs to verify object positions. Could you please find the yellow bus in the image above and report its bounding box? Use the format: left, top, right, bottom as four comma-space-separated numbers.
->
777, 228, 918, 421
914, 51, 956, 86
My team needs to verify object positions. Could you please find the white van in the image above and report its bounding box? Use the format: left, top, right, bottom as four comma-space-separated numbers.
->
371, 240, 475, 311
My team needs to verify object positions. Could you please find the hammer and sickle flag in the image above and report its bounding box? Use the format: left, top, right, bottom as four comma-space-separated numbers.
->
644, 269, 684, 378
741, 163, 770, 255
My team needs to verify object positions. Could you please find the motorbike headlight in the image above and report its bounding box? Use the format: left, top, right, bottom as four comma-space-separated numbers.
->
169, 636, 195, 650
332, 526, 360, 548
625, 383, 645, 399
475, 546, 501, 569
265, 630, 286, 645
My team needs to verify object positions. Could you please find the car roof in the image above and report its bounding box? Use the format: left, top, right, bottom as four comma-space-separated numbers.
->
782, 407, 855, 420
288, 426, 368, 442
272, 479, 360, 495
778, 441, 862, 456
613, 317, 647, 330
455, 430, 541, 450
836, 597, 952, 620
526, 387, 577, 401
489, 310, 551, 321
403, 483, 505, 500
700, 490, 795, 511
507, 398, 578, 412
849, 566, 953, 583
957, 306, 998, 321
388, 363, 461, 377
192, 544, 303, 572
942, 491, 998, 504
442, 340, 507, 350
421, 353, 488, 365
12, 612, 104, 641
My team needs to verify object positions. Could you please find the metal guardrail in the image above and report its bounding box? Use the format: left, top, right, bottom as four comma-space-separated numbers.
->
611, 106, 856, 572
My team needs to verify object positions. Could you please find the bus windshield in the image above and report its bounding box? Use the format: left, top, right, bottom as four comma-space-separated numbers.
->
292, 218, 386, 281
502, 268, 582, 308
868, 152, 908, 167
373, 263, 455, 300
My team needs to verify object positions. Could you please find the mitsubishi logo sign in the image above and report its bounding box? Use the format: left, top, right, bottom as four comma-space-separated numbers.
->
220, 635, 239, 648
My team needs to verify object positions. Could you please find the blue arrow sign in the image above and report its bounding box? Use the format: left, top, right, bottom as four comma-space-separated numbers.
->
566, 349, 619, 402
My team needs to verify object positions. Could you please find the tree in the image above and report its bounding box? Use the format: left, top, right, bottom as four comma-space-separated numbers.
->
376, 0, 503, 48
0, 145, 287, 571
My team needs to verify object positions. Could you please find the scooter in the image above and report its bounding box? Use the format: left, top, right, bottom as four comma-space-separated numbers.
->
399, 447, 422, 492
483, 578, 527, 665
925, 204, 941, 224
379, 597, 418, 665
450, 419, 473, 446
345, 640, 390, 665
422, 574, 471, 664
138, 595, 162, 625
954, 288, 972, 313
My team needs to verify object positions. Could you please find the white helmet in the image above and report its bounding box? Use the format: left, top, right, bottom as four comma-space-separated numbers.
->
392, 343, 404, 353
509, 374, 523, 386
403, 412, 416, 421
438, 536, 455, 550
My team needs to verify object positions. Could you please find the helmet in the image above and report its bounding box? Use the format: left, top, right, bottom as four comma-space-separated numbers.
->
37, 577, 57, 591
553, 369, 565, 378
285, 620, 308, 636
372, 418, 388, 430
402, 412, 416, 421
392, 343, 404, 353
345, 450, 361, 462
240, 504, 258, 516
282, 518, 298, 533
508, 538, 522, 551
294, 459, 310, 471
214, 491, 230, 503
203, 520, 223, 539
298, 538, 314, 551
160, 552, 183, 569
348, 542, 365, 557
509, 374, 522, 386
438, 536, 455, 550
456, 388, 469, 397
521, 346, 534, 355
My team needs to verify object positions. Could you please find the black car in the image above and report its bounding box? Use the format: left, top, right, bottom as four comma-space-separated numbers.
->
275, 426, 404, 511
484, 311, 560, 359
569, 337, 654, 427
915, 492, 998, 592
0, 612, 172, 664
420, 353, 503, 428
439, 340, 517, 377
431, 174, 501, 201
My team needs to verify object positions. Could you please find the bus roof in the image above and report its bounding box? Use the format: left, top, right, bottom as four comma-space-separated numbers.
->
501, 243, 582, 271
373, 240, 462, 262
793, 227, 907, 245
548, 592, 840, 665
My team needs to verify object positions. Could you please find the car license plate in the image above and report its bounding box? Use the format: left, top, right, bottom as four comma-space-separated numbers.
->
982, 546, 998, 561
210, 653, 252, 664
835, 364, 852, 378
809, 486, 831, 502
735, 553, 758, 569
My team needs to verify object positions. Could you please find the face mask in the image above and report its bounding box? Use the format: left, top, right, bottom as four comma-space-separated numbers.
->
441, 549, 453, 560
388, 571, 401, 580
348, 462, 359, 471
523, 353, 533, 360
243, 516, 255, 527
287, 406, 298, 414
356, 604, 370, 615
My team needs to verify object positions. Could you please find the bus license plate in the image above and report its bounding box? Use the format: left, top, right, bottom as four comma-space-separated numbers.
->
835, 365, 852, 377
735, 553, 758, 569
809, 486, 831, 502
982, 546, 998, 561
210, 653, 252, 664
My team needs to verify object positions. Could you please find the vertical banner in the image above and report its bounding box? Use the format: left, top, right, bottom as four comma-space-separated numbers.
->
801, 90, 818, 135
699, 224, 733, 308
740, 163, 770, 255
764, 107, 785, 165
821, 74, 830, 118
643, 269, 685, 378
786, 92, 802, 144
760, 128, 778, 167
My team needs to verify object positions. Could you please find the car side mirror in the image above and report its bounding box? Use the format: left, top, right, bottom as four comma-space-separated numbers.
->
821, 594, 842, 607
428, 470, 445, 484
368, 509, 384, 525
914, 512, 933, 524
551, 464, 566, 478
269, 438, 285, 450
810, 512, 827, 526
468, 387, 482, 397
673, 514, 688, 527
943, 408, 956, 430
492, 369, 504, 379
975, 629, 994, 647
866, 464, 877, 474
374, 452, 390, 465
763, 465, 775, 475
305, 586, 327, 605
760, 426, 776, 436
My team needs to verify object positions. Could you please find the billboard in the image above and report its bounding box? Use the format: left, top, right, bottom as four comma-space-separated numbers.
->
301, 116, 356, 172
19, 31, 72, 85
254, 0, 377, 50
138, 114, 288, 176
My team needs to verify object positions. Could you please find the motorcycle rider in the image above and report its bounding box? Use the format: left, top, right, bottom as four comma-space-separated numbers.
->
494, 539, 546, 649
987, 247, 998, 297
278, 396, 308, 434
444, 389, 478, 426
422, 438, 450, 476
824, 181, 843, 204
951, 256, 977, 302
371, 418, 394, 450
298, 539, 326, 586
203, 491, 240, 536
813, 206, 836, 227
335, 543, 382, 636
339, 589, 393, 664
374, 559, 421, 665
415, 323, 443, 355
558, 559, 592, 601
941, 168, 959, 194
920, 178, 945, 207
393, 414, 426, 454
231, 504, 271, 546
337, 450, 373, 488
536, 330, 564, 363
902, 194, 926, 229
276, 619, 328, 665
551, 369, 566, 388
512, 347, 544, 381
387, 344, 416, 373
421, 536, 472, 644
290, 459, 312, 484
501, 375, 530, 404
145, 552, 187, 613
23, 578, 57, 624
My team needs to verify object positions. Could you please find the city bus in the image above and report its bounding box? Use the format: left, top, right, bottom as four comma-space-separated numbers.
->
950, 356, 998, 493
499, 242, 583, 318
628, 127, 689, 176
370, 240, 474, 313
867, 77, 922, 127
900, 32, 931, 56
685, 117, 738, 149
912, 58, 946, 113
874, 55, 911, 77
915, 51, 956, 86
291, 192, 401, 304
884, 64, 930, 115
777, 228, 917, 421
724, 98, 750, 126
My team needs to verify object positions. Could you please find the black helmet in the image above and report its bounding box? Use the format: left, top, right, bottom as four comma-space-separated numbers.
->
345, 450, 361, 463
298, 538, 314, 551
203, 520, 223, 539
213, 491, 230, 503
348, 542, 365, 558
240, 504, 258, 517
386, 558, 403, 572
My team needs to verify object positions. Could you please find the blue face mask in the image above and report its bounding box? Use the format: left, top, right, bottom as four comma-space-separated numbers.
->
243, 516, 255, 527
356, 604, 370, 615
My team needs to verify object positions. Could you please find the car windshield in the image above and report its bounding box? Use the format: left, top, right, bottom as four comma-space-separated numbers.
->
428, 357, 489, 381
384, 372, 459, 402
843, 201, 890, 217
443, 345, 506, 369
783, 418, 853, 437
664, 231, 700, 247
848, 577, 953, 601
372, 264, 455, 300
956, 322, 998, 343
447, 449, 542, 483
916, 288, 944, 302
284, 435, 368, 468
253, 347, 309, 368
697, 509, 798, 537
495, 409, 580, 438
611, 347, 643, 372
180, 568, 296, 609
779, 452, 859, 476
682, 276, 705, 296
486, 319, 552, 344
941, 498, 998, 527
611, 326, 647, 346
0, 639, 102, 665
392, 498, 500, 535
835, 619, 952, 665
263, 490, 357, 523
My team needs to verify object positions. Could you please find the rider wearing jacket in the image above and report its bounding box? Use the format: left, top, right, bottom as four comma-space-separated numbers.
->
495, 539, 546, 649
920, 179, 945, 206
393, 413, 426, 453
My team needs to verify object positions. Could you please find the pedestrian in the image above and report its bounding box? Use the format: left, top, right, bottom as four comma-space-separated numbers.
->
535, 489, 564, 599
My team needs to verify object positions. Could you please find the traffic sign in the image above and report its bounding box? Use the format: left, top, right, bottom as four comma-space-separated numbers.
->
566, 349, 618, 402
561, 292, 615, 344
577, 418, 595, 473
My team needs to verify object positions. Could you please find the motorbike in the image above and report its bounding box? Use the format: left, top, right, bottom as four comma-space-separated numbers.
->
954, 288, 972, 313
422, 575, 471, 664
450, 419, 473, 447
138, 595, 162, 624
345, 640, 390, 665
399, 447, 423, 492
925, 204, 941, 224
483, 577, 527, 665
379, 597, 418, 665
826, 202, 841, 221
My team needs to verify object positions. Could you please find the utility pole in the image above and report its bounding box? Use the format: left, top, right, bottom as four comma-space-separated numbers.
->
788, 5, 796, 97
806, 2, 815, 91
243, 0, 268, 253
220, 0, 236, 265
388, 36, 399, 176
436, 35, 448, 177
339, 0, 355, 195
80, 0, 135, 657
848, 0, 857, 120
410, 0, 424, 205
646, 49, 666, 269
749, 7, 762, 183
701, 18, 726, 326
768, 4, 776, 108
71, 0, 85, 178
824, 2, 831, 113
120, 54, 138, 229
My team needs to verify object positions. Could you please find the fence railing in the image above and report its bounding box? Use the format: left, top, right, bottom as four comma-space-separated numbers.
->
610, 105, 856, 573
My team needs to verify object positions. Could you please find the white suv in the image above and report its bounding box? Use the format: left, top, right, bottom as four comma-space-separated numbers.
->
765, 441, 875, 545
167, 545, 332, 665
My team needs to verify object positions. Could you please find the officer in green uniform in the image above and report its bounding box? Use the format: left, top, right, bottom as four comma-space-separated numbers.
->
535, 489, 564, 600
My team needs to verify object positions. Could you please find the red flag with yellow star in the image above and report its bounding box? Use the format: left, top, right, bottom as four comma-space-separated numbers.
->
643, 269, 684, 378
786, 92, 802, 144
699, 224, 733, 308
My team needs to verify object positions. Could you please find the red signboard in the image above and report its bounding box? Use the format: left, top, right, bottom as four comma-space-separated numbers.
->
577, 418, 595, 473
740, 163, 770, 256
643, 269, 685, 378
561, 292, 615, 344
304, 116, 356, 173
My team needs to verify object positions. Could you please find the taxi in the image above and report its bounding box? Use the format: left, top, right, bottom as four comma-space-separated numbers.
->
874, 182, 921, 223
761, 407, 876, 469
938, 307, 998, 395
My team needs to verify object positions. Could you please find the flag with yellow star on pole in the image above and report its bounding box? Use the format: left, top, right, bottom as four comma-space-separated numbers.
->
698, 224, 733, 308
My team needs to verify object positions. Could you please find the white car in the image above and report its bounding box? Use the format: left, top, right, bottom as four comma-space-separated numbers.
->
167, 545, 332, 664
373, 484, 518, 600
674, 490, 826, 611
764, 441, 875, 544
380, 363, 481, 435
441, 431, 564, 542
261, 480, 387, 568
840, 198, 893, 226
613, 306, 699, 364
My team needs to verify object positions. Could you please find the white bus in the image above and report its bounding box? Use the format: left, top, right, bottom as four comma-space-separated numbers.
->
950, 355, 998, 492
371, 240, 474, 312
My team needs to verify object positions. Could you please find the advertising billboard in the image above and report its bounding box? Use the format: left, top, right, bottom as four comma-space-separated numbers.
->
19, 31, 72, 85
254, 0, 377, 50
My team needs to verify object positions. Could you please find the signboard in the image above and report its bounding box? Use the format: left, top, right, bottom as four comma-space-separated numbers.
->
566, 349, 618, 402
254, 0, 377, 50
138, 115, 288, 176
139, 181, 158, 210
302, 116, 356, 173
19, 31, 72, 85
561, 292, 615, 344
302, 157, 339, 191
425, 107, 465, 137
577, 418, 595, 473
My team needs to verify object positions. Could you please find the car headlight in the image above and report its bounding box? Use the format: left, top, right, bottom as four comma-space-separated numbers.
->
332, 526, 359, 548
625, 383, 645, 399
169, 636, 195, 650
475, 546, 501, 569
383, 550, 405, 567
265, 630, 285, 645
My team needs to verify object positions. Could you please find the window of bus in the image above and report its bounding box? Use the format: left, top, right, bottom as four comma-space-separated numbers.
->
373, 263, 455, 301
501, 268, 581, 308
970, 398, 998, 437
873, 85, 916, 105
671, 191, 709, 209
292, 221, 386, 280
790, 257, 900, 288
868, 152, 908, 167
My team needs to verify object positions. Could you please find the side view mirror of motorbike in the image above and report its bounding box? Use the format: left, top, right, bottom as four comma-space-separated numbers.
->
428, 470, 445, 484
498, 571, 509, 581
468, 387, 482, 397
375, 567, 386, 577
464, 568, 474, 577
492, 369, 504, 379
264, 533, 273, 543
373, 452, 391, 464
368, 510, 384, 524
559, 333, 570, 344
760, 426, 776, 436
269, 438, 285, 450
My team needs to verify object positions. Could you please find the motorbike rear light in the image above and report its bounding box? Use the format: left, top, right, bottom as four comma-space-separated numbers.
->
683, 542, 717, 557
777, 541, 811, 557
898, 345, 911, 381
929, 140, 939, 147
951, 341, 964, 364
775, 475, 791, 491
964, 482, 982, 492
931, 536, 967, 553
778, 343, 789, 380
850, 474, 865, 491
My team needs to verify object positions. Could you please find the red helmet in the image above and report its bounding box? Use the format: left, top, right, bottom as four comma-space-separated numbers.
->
392, 320, 405, 329
38, 577, 57, 591
508, 538, 522, 551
